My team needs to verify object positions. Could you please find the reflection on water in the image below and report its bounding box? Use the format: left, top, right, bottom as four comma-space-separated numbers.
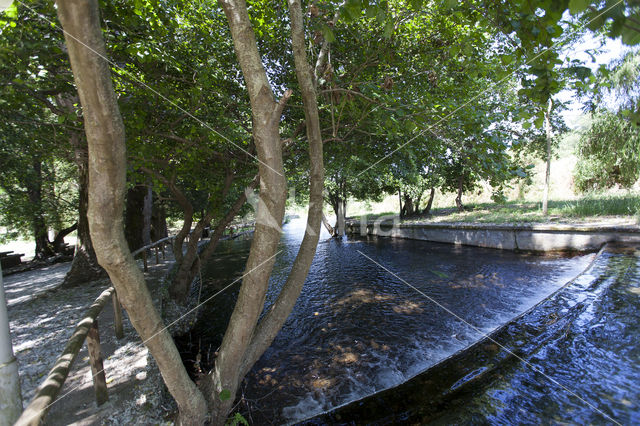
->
177, 218, 594, 424
318, 244, 640, 425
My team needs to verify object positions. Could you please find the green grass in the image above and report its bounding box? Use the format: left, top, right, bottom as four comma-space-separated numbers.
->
354, 192, 640, 225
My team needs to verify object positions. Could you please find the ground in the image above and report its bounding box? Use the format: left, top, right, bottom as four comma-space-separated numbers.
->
4, 252, 173, 425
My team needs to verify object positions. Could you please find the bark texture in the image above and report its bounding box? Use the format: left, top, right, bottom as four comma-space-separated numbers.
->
423, 187, 435, 215
55, 1, 207, 423
542, 99, 553, 216
239, 0, 324, 380
205, 1, 288, 421
63, 129, 105, 286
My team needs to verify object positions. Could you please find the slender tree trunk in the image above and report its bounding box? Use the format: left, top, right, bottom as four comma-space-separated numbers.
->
55, 2, 207, 424
124, 184, 147, 252
28, 160, 52, 259
398, 188, 403, 218
142, 185, 152, 247
336, 198, 346, 236
542, 99, 553, 216
423, 187, 435, 215
63, 136, 106, 287
321, 212, 335, 236
150, 199, 168, 242
455, 175, 464, 212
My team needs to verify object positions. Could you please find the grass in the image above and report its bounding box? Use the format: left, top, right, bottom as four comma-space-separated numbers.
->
354, 192, 640, 225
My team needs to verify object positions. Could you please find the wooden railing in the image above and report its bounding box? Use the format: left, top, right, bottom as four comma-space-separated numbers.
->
15, 235, 177, 426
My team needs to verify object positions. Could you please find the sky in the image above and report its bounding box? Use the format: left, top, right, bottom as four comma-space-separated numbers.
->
558, 32, 628, 129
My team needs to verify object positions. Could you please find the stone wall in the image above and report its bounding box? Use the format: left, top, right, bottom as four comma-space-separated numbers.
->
346, 221, 640, 252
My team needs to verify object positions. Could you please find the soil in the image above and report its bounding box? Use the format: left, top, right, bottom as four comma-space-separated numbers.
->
5, 251, 174, 425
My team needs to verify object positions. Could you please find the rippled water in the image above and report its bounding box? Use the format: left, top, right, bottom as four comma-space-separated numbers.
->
317, 244, 640, 425
177, 218, 594, 424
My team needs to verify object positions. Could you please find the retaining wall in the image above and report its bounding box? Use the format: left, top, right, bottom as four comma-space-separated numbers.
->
346, 220, 640, 252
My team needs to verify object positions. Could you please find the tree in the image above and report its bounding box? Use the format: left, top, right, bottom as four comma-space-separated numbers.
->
55, 0, 324, 423
0, 1, 104, 283
574, 111, 640, 191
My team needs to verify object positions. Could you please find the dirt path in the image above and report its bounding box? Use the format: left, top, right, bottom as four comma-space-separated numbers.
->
6, 252, 175, 425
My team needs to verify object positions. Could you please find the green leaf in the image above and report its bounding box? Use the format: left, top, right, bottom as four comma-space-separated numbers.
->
383, 20, 394, 38
3, 2, 17, 18
219, 389, 231, 401
568, 0, 591, 15
320, 24, 335, 43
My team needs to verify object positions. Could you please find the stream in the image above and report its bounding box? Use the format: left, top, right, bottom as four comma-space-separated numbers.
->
176, 218, 599, 424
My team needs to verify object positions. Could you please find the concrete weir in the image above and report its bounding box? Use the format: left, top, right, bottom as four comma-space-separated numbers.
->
346, 220, 640, 252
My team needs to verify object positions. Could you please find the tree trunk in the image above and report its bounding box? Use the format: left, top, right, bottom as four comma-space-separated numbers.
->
150, 197, 167, 242
403, 194, 414, 216
398, 188, 403, 218
201, 2, 323, 423
423, 187, 435, 215
28, 160, 53, 259
336, 200, 347, 237
63, 135, 105, 287
55, 2, 207, 424
204, 0, 290, 420
542, 99, 553, 216
142, 185, 152, 247
124, 184, 147, 252
455, 175, 464, 212
321, 212, 335, 236
51, 222, 77, 253
237, 0, 324, 381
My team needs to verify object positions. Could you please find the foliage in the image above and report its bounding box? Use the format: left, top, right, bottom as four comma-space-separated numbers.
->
574, 111, 640, 191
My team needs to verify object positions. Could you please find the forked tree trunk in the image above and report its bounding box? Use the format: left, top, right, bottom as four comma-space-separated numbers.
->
237, 0, 324, 382
542, 99, 553, 216
204, 0, 288, 420
55, 1, 207, 424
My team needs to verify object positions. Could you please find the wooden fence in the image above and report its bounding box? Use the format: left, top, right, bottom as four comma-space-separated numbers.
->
14, 235, 177, 426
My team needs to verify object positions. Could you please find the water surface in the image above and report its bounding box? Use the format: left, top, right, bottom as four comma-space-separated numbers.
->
179, 218, 593, 423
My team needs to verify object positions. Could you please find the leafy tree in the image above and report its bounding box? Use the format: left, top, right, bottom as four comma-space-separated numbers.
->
575, 111, 640, 191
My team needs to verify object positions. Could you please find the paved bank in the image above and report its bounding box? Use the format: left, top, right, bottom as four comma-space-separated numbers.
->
347, 219, 640, 252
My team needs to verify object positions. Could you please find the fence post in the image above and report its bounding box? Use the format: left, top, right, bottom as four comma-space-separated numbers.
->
155, 246, 160, 264
142, 250, 148, 272
112, 291, 124, 339
161, 242, 166, 260
86, 320, 108, 406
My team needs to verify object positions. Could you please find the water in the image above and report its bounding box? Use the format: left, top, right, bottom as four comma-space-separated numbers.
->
316, 244, 640, 425
177, 218, 594, 424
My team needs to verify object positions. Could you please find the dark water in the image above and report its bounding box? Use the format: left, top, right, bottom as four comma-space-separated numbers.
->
178, 218, 594, 424
316, 244, 640, 425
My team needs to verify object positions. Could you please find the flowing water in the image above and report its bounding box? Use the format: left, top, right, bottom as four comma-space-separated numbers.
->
177, 218, 596, 424
313, 245, 640, 425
